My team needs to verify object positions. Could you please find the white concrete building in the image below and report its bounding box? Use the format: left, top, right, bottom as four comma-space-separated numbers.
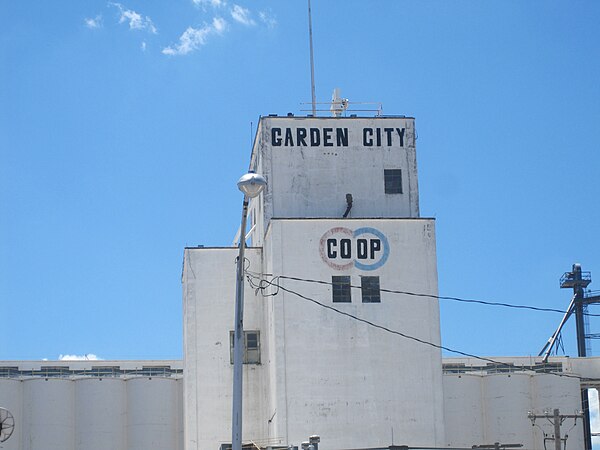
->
1, 357, 597, 449
2, 114, 598, 450
180, 115, 592, 450
183, 115, 445, 449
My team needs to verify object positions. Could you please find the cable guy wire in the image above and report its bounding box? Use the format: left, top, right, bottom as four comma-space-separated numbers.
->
245, 271, 600, 383
274, 274, 600, 318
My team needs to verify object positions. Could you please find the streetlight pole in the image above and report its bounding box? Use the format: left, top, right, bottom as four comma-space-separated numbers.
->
232, 172, 267, 450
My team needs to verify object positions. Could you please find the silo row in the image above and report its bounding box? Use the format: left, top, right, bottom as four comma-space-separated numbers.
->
443, 372, 584, 450
0, 377, 182, 450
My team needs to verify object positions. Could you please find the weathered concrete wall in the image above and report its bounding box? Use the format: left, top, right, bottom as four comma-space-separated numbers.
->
444, 372, 584, 449
0, 375, 182, 450
182, 247, 267, 449
182, 217, 444, 450
254, 116, 419, 224
262, 218, 444, 449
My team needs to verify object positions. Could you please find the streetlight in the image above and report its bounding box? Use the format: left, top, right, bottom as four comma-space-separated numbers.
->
232, 171, 267, 450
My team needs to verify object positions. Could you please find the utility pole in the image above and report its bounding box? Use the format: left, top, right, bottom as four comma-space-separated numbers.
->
559, 263, 600, 450
528, 408, 584, 450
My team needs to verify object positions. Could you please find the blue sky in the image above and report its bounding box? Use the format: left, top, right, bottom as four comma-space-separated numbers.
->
1, 0, 599, 368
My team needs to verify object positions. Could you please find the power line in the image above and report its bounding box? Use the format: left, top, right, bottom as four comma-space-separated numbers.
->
271, 274, 600, 318
245, 272, 600, 383
528, 409, 583, 450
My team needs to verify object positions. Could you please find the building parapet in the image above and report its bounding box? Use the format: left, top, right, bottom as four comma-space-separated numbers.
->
442, 361, 563, 375
0, 360, 183, 379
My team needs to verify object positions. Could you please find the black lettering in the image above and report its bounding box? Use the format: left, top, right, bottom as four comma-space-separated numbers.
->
297, 128, 307, 146
363, 128, 373, 146
384, 128, 394, 146
376, 128, 382, 146
370, 239, 381, 259
284, 128, 294, 146
310, 128, 321, 146
272, 128, 282, 146
323, 128, 333, 147
357, 239, 368, 259
336, 128, 349, 146
340, 239, 352, 259
396, 128, 405, 147
327, 239, 337, 258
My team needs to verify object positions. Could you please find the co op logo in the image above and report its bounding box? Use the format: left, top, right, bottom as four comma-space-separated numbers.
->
319, 227, 390, 271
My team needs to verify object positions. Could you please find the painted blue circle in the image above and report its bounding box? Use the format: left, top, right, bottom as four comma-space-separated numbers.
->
353, 227, 390, 271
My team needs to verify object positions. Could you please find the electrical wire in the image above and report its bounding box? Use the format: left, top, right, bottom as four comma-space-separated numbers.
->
245, 271, 600, 383
563, 417, 579, 450
531, 422, 548, 450
270, 274, 600, 318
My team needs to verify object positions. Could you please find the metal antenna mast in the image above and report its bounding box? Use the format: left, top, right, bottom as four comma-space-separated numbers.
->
307, 0, 317, 116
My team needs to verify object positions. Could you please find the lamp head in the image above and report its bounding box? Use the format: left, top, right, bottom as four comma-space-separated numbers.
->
237, 172, 267, 198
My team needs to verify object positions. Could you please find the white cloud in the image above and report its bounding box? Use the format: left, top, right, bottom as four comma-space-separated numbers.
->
141, 41, 147, 51
162, 27, 211, 55
58, 354, 102, 361
110, 2, 157, 34
162, 17, 227, 56
84, 15, 103, 29
192, 0, 226, 9
258, 10, 277, 29
230, 4, 255, 26
212, 16, 227, 33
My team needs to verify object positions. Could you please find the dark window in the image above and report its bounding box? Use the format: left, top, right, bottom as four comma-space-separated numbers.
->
90, 366, 121, 377
332, 276, 351, 303
245, 331, 260, 364
246, 332, 258, 349
384, 169, 403, 194
230, 330, 261, 364
39, 366, 70, 377
361, 276, 381, 303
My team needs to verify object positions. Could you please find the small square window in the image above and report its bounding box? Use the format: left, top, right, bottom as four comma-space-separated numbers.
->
384, 169, 403, 194
332, 276, 351, 303
229, 330, 261, 364
361, 276, 381, 303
